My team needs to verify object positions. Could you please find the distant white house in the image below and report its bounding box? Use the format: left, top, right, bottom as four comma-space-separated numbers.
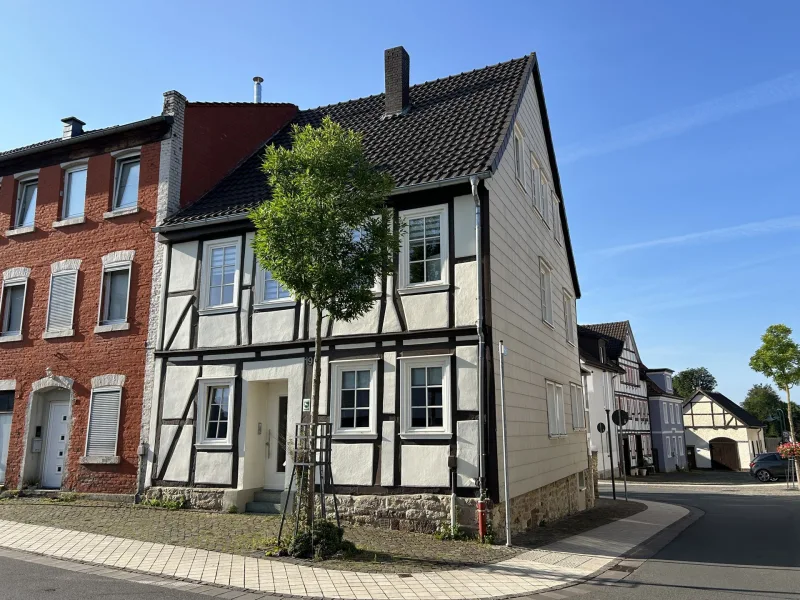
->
683, 390, 765, 471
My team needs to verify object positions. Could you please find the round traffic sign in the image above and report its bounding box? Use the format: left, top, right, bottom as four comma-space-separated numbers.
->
597, 422, 606, 434
612, 409, 629, 427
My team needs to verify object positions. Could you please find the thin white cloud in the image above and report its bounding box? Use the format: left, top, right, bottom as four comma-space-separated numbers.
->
560, 71, 800, 164
593, 215, 800, 257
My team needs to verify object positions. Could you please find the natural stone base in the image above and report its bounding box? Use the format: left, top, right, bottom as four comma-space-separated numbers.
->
491, 469, 593, 537
145, 486, 225, 511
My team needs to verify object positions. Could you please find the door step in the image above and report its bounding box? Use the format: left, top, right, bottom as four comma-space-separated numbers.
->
253, 490, 282, 503
245, 501, 282, 514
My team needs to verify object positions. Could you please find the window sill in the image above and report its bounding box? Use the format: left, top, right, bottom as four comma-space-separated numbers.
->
103, 206, 139, 219
198, 306, 239, 316
43, 329, 74, 340
79, 455, 121, 465
5, 226, 35, 237
0, 334, 22, 343
548, 434, 568, 439
399, 431, 452, 440
195, 443, 233, 451
95, 322, 130, 334
542, 319, 555, 330
397, 283, 450, 296
332, 432, 379, 441
53, 216, 85, 229
253, 299, 296, 310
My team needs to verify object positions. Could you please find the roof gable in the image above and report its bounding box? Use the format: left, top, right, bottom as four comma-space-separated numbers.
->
687, 390, 764, 428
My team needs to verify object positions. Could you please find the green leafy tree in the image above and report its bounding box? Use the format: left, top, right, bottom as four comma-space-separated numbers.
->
250, 116, 399, 531
673, 367, 717, 399
742, 384, 783, 437
750, 324, 800, 474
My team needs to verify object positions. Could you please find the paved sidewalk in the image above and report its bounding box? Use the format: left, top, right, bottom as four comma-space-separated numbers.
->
0, 500, 687, 599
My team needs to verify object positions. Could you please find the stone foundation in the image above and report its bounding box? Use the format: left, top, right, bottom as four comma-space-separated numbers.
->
491, 469, 593, 537
145, 486, 225, 511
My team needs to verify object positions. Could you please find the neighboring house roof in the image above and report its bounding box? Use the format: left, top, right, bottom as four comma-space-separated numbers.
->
580, 321, 629, 360
577, 325, 625, 373
159, 52, 581, 296
687, 390, 764, 428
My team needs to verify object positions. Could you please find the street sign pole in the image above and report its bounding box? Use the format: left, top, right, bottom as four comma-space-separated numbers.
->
603, 411, 616, 500
617, 424, 628, 501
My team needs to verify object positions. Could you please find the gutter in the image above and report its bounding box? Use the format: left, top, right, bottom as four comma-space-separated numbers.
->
152, 171, 492, 234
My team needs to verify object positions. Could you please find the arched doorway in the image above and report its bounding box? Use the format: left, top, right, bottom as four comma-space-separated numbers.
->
709, 437, 740, 471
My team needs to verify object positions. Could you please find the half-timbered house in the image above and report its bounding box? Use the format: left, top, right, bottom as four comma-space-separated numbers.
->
143, 47, 589, 534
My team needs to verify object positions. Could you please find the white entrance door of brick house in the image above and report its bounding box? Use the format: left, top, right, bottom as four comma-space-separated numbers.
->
0, 413, 11, 484
41, 401, 70, 489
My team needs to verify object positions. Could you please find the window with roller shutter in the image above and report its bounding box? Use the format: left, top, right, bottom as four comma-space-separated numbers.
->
85, 388, 121, 457
46, 272, 77, 334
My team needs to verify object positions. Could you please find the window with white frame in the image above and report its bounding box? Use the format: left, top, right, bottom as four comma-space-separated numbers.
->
46, 268, 78, 335
563, 290, 575, 345
255, 266, 292, 305
400, 205, 448, 289
331, 360, 378, 437
196, 378, 234, 448
531, 154, 544, 216
112, 155, 140, 209
399, 355, 451, 438
63, 165, 87, 219
549, 190, 557, 231
539, 258, 553, 326
513, 127, 524, 186
201, 238, 241, 311
546, 380, 566, 436
679, 435, 684, 455
665, 434, 672, 457
15, 179, 37, 228
674, 436, 679, 457
663, 402, 669, 424
553, 195, 563, 245
541, 173, 551, 228
570, 382, 585, 429
1, 280, 26, 337
99, 261, 131, 325
665, 374, 673, 393
85, 387, 122, 457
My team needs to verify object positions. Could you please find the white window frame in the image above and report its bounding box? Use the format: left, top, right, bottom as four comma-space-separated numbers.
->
553, 194, 563, 245
541, 173, 551, 229
200, 237, 242, 314
84, 385, 122, 458
62, 163, 88, 220
546, 380, 566, 437
0, 276, 28, 340
665, 434, 672, 457
398, 204, 449, 293
679, 435, 684, 455
530, 153, 544, 217
15, 177, 38, 229
563, 290, 575, 346
539, 258, 553, 327
254, 264, 295, 308
513, 126, 524, 187
112, 152, 141, 210
97, 259, 133, 327
45, 266, 79, 337
663, 402, 669, 425
196, 377, 235, 450
330, 359, 379, 439
665, 374, 673, 393
570, 382, 585, 429
399, 354, 452, 439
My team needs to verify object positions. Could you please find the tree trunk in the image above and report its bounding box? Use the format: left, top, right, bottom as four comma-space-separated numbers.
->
786, 386, 799, 483
304, 308, 324, 530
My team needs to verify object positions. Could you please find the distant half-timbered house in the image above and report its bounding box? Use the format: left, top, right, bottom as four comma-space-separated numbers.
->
142, 47, 590, 534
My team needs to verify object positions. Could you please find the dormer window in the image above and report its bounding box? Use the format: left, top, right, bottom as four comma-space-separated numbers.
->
598, 340, 607, 363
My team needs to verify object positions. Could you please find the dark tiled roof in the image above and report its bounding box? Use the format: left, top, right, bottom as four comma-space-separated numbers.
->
163, 54, 535, 226
577, 326, 625, 373
580, 321, 629, 359
645, 375, 682, 399
697, 391, 764, 428
0, 117, 164, 158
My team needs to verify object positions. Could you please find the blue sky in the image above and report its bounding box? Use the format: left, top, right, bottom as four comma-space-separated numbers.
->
1, 1, 798, 401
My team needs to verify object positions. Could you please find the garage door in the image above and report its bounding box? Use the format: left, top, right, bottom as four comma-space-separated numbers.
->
710, 438, 740, 471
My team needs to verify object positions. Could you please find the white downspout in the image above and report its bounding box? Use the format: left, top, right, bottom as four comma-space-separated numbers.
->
470, 175, 486, 498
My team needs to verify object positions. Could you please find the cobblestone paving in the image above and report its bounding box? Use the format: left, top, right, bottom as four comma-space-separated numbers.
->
0, 497, 642, 573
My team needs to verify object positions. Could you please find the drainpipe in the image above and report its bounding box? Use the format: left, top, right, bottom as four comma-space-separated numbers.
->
470, 174, 488, 535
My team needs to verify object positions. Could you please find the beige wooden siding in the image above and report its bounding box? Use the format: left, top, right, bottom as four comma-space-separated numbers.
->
486, 72, 586, 498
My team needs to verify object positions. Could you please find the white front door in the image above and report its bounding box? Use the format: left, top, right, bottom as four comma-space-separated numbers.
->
0, 413, 12, 484
41, 401, 70, 489
264, 395, 287, 489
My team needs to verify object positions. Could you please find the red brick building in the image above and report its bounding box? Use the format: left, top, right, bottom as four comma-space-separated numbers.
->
0, 90, 295, 494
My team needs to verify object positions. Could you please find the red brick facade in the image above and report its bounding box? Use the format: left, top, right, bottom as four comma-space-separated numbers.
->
0, 142, 161, 493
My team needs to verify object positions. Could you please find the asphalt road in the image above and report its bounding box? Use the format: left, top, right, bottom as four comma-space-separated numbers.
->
581, 484, 800, 599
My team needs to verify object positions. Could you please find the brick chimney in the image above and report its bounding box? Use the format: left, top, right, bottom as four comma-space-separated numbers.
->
61, 117, 85, 139
384, 46, 410, 115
